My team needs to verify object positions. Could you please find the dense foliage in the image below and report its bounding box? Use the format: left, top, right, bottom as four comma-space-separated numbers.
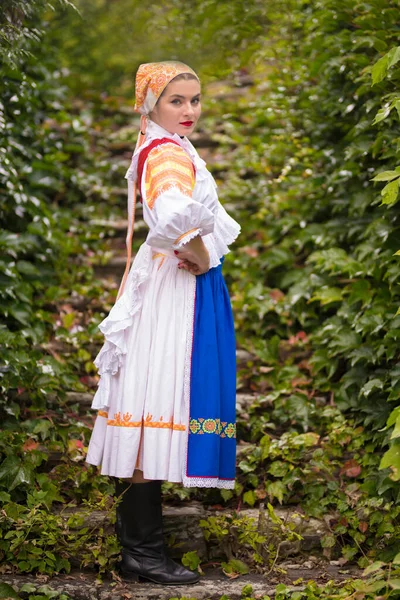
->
215, 0, 400, 576
1, 0, 400, 597
0, 0, 124, 576
227, 0, 400, 506
49, 0, 267, 94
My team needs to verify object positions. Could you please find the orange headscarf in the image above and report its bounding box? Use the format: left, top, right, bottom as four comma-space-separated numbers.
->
117, 61, 199, 299
134, 61, 199, 115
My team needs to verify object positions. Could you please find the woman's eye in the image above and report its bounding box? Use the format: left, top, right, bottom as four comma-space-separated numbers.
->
171, 99, 181, 105
192, 99, 200, 105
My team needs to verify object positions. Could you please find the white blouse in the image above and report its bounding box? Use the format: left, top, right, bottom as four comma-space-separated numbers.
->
91, 120, 240, 410
126, 120, 240, 267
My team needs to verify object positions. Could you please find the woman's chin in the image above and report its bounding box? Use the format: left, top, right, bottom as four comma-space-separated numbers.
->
178, 126, 195, 136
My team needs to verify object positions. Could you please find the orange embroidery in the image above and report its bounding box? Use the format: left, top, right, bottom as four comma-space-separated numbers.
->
158, 257, 165, 270
106, 411, 185, 431
145, 144, 195, 210
174, 228, 199, 245
107, 412, 142, 428
98, 410, 108, 418
152, 252, 166, 270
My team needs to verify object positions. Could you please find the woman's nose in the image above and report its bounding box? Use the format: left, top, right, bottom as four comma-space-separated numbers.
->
183, 103, 194, 117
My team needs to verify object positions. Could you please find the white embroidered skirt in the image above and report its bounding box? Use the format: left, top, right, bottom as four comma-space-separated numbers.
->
86, 246, 196, 481
86, 243, 236, 488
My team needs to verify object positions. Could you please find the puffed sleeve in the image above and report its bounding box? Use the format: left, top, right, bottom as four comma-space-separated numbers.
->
140, 142, 215, 250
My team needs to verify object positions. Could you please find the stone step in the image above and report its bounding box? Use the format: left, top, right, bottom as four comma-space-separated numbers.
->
1, 563, 363, 600
93, 255, 128, 279
56, 503, 329, 563
90, 216, 144, 239
41, 390, 258, 422
62, 390, 256, 410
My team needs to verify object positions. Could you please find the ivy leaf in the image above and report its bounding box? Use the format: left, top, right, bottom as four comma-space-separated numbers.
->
309, 286, 343, 306
381, 178, 400, 206
8, 303, 32, 325
379, 444, 400, 481
387, 406, 400, 429
221, 558, 249, 576
390, 415, 400, 440
0, 583, 20, 599
372, 47, 400, 85
395, 99, 400, 120
393, 552, 400, 565
388, 579, 400, 590
347, 280, 371, 306
292, 432, 320, 447
268, 461, 289, 477
360, 378, 384, 398
238, 460, 256, 473
243, 490, 256, 507
340, 459, 361, 478
371, 168, 400, 182
371, 53, 389, 85
387, 46, 400, 69
363, 561, 385, 576
265, 480, 285, 504
220, 489, 233, 502
0, 455, 35, 490
181, 550, 201, 572
372, 105, 392, 124
321, 534, 336, 548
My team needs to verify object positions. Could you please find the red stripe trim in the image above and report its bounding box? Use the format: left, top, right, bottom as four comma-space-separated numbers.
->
184, 475, 235, 480
186, 289, 197, 478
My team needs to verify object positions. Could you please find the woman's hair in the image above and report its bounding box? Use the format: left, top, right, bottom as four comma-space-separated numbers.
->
158, 72, 199, 99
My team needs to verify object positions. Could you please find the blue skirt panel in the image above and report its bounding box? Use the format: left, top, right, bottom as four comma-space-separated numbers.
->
186, 261, 237, 484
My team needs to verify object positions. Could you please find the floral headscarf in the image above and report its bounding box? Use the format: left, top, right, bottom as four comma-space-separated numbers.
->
134, 61, 199, 115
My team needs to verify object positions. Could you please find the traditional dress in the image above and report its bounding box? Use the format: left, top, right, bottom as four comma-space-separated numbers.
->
86, 63, 240, 489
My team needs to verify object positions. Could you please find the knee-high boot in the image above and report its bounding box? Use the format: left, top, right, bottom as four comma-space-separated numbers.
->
115, 479, 200, 585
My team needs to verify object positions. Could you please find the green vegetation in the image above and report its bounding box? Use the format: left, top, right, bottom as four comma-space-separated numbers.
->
1, 0, 400, 597
226, 0, 400, 559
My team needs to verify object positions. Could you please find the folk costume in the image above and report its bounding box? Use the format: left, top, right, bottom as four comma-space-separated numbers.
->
85, 61, 240, 585
86, 62, 240, 488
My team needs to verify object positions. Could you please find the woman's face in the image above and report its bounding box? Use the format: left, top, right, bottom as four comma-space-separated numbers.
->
150, 77, 201, 136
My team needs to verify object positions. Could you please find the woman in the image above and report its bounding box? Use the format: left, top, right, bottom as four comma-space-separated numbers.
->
86, 61, 240, 585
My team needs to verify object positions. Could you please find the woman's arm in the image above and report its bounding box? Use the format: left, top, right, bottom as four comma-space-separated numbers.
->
175, 235, 209, 275
141, 143, 215, 270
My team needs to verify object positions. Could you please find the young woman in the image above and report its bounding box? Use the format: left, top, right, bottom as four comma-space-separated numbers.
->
86, 61, 240, 585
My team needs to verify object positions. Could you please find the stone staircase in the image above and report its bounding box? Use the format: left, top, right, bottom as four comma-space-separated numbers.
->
2, 562, 363, 600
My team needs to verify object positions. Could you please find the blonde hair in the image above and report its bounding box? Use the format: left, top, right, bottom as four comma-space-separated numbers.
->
158, 72, 199, 99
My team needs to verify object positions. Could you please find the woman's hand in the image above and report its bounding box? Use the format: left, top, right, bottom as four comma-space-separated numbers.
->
177, 257, 208, 275
174, 235, 210, 275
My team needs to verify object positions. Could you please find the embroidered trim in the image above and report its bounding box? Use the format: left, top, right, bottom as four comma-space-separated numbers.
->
174, 227, 200, 246
189, 418, 236, 438
182, 272, 197, 488
98, 410, 108, 418
182, 476, 235, 488
106, 411, 186, 431
152, 251, 166, 270
145, 143, 195, 209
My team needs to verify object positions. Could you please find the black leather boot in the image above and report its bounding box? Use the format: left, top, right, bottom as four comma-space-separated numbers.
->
115, 479, 200, 585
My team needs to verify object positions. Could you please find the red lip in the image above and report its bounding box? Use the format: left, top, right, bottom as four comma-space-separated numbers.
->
180, 121, 194, 127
